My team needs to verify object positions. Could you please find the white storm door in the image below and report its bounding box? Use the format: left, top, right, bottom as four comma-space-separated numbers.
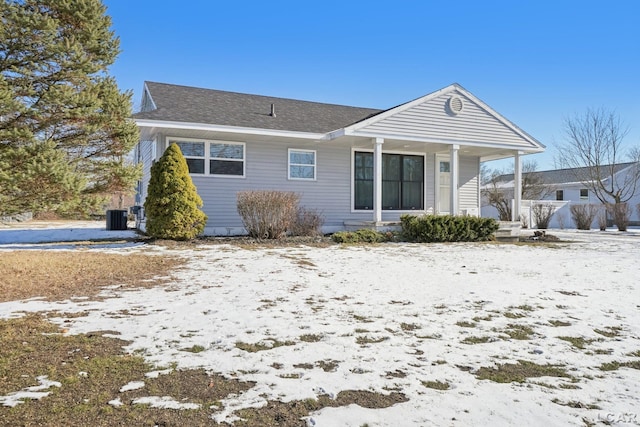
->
437, 156, 450, 214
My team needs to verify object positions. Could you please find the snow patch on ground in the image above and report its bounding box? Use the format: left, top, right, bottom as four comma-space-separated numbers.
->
119, 381, 145, 393
0, 220, 139, 246
131, 396, 201, 410
1, 224, 639, 425
0, 376, 62, 407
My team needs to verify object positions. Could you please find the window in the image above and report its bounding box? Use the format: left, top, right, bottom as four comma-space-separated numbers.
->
354, 151, 424, 210
354, 152, 374, 209
556, 190, 564, 201
210, 143, 244, 176
175, 140, 205, 174
580, 188, 588, 200
288, 149, 316, 180
171, 138, 244, 176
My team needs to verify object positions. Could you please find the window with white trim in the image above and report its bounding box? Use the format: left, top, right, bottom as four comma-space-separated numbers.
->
580, 188, 588, 200
175, 140, 205, 173
171, 138, 245, 177
210, 142, 244, 176
288, 149, 316, 180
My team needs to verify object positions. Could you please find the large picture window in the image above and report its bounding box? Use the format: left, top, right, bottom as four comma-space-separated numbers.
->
172, 138, 245, 177
354, 151, 424, 210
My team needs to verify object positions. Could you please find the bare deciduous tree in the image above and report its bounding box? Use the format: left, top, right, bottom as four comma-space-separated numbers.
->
482, 160, 553, 221
556, 108, 640, 230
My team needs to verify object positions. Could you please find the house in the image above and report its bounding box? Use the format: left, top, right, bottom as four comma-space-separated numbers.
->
133, 81, 544, 235
481, 162, 640, 228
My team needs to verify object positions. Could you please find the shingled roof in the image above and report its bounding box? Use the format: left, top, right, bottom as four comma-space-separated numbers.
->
494, 162, 636, 185
133, 82, 384, 134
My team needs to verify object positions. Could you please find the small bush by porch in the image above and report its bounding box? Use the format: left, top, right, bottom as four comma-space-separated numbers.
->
333, 215, 499, 244
400, 214, 499, 243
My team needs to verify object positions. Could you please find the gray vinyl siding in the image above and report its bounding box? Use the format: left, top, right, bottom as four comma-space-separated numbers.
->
138, 137, 482, 233
459, 156, 480, 211
188, 141, 356, 230
191, 144, 478, 229
362, 90, 534, 148
137, 139, 155, 205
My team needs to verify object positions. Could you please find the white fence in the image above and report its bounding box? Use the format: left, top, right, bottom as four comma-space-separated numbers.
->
517, 200, 569, 228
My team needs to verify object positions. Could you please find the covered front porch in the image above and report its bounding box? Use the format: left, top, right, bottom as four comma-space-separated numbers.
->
328, 84, 545, 228
337, 134, 533, 227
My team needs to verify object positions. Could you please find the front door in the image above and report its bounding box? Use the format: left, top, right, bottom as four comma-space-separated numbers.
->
437, 157, 450, 214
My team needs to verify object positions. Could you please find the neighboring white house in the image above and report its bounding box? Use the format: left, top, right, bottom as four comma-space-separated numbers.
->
481, 163, 640, 228
133, 81, 544, 235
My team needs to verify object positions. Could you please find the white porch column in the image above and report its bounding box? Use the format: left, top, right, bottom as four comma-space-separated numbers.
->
513, 151, 523, 222
449, 144, 459, 215
373, 137, 384, 223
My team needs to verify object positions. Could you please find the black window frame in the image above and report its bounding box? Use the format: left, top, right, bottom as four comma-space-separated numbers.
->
354, 151, 424, 211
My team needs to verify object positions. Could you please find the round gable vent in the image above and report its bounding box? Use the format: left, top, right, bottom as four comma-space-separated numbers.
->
448, 95, 464, 115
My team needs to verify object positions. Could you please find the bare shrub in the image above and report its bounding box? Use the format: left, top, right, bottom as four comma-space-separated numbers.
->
532, 203, 555, 229
606, 203, 631, 231
289, 207, 324, 237
569, 204, 598, 230
597, 207, 607, 231
237, 191, 299, 239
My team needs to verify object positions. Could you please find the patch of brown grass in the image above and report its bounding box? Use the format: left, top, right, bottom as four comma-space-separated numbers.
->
473, 360, 571, 383
0, 315, 257, 426
197, 235, 335, 248
0, 314, 406, 427
235, 339, 296, 353
0, 250, 185, 302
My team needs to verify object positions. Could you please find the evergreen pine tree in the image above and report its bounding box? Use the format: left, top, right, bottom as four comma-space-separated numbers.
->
144, 143, 207, 240
0, 0, 140, 216
0, 141, 84, 215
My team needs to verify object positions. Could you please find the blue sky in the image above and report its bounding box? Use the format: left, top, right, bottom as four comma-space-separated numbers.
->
103, 0, 639, 171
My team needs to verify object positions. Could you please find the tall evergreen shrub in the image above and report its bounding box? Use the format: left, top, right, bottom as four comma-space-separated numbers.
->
144, 143, 207, 240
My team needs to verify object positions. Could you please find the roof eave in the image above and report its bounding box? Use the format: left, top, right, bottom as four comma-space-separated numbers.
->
134, 119, 327, 140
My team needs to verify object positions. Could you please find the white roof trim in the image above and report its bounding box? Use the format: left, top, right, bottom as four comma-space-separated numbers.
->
344, 130, 544, 152
141, 82, 157, 110
134, 119, 326, 140
341, 83, 545, 151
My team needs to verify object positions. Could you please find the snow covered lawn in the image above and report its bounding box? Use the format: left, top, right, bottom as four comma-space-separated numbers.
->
1, 227, 639, 426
